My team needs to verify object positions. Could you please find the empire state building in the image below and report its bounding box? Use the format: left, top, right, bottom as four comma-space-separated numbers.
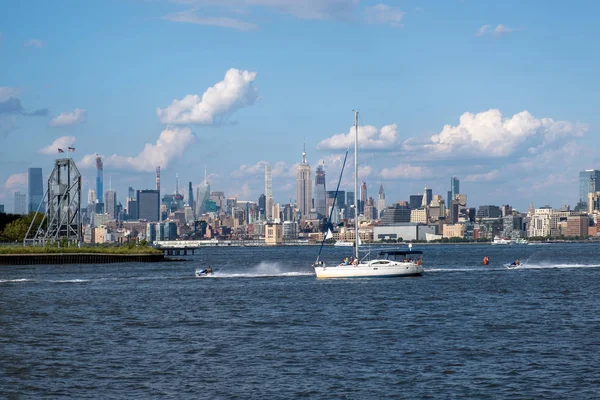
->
296, 146, 312, 217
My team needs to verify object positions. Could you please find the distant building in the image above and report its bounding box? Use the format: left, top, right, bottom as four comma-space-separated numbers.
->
380, 203, 411, 225
28, 167, 44, 213
476, 205, 501, 219
137, 190, 160, 222
409, 194, 423, 210
265, 222, 283, 245
96, 155, 104, 213
314, 164, 327, 217
105, 190, 117, 219
296, 146, 312, 217
14, 191, 26, 214
0, 204, 4, 213
265, 164, 274, 219
579, 169, 600, 210
377, 184, 386, 219
127, 198, 138, 220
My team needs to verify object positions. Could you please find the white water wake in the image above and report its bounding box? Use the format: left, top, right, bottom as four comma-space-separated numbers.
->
198, 261, 314, 278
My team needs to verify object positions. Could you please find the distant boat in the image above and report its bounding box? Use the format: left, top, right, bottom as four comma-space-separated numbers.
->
334, 240, 354, 247
312, 111, 424, 278
513, 238, 529, 245
492, 236, 512, 245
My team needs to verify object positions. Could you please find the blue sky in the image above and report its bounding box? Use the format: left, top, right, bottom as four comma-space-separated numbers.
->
1, 0, 599, 213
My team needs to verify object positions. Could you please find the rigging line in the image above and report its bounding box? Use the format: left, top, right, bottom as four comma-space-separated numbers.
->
315, 148, 349, 263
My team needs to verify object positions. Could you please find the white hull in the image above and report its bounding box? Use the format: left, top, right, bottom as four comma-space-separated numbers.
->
314, 262, 423, 278
334, 241, 354, 247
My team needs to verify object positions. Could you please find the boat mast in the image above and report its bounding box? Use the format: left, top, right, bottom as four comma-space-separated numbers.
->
354, 110, 359, 260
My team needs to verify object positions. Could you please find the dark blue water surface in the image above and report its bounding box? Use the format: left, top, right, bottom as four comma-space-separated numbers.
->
2, 243, 600, 399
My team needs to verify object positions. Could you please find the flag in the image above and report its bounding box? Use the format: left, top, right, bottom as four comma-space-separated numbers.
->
58, 148, 64, 153
68, 147, 75, 152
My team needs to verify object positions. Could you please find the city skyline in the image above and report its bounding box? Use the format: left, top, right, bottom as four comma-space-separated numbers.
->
1, 1, 599, 212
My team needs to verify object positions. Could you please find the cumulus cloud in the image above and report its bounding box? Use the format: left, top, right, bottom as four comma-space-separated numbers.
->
49, 108, 87, 127
78, 127, 195, 172
38, 136, 77, 155
365, 3, 405, 27
426, 109, 588, 157
318, 123, 398, 150
0, 97, 47, 116
4, 173, 28, 189
0, 87, 21, 101
476, 24, 519, 37
163, 10, 257, 31
25, 39, 45, 48
157, 68, 258, 125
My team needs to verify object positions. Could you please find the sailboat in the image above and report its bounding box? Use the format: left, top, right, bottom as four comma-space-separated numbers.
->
313, 111, 424, 278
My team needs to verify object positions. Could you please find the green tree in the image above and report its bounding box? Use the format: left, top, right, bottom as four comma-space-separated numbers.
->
0, 212, 45, 242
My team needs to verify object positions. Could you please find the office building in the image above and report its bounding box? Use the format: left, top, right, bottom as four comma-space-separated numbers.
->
96, 155, 104, 213
314, 164, 327, 217
105, 190, 117, 219
137, 190, 160, 221
296, 146, 312, 217
377, 184, 385, 219
14, 191, 26, 214
265, 164, 273, 219
579, 169, 600, 209
28, 167, 44, 213
359, 181, 367, 214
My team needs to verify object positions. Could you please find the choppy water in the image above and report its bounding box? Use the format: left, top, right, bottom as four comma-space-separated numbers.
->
1, 243, 600, 399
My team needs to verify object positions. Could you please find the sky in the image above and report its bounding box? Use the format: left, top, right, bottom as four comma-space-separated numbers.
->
1, 0, 599, 214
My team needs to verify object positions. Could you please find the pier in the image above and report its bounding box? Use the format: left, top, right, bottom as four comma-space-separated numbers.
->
0, 253, 165, 265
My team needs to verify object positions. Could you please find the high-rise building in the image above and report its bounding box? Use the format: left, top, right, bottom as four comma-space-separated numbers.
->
447, 177, 459, 209
95, 155, 104, 213
359, 181, 367, 214
188, 182, 194, 215
14, 191, 26, 214
314, 164, 327, 217
28, 167, 44, 213
196, 182, 210, 216
265, 164, 273, 219
105, 190, 117, 219
410, 194, 423, 210
258, 194, 266, 219
345, 191, 354, 218
0, 205, 4, 213
296, 146, 312, 217
137, 190, 160, 221
579, 169, 600, 209
377, 184, 386, 219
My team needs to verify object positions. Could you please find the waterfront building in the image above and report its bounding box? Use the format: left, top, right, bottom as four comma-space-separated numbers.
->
137, 190, 160, 222
296, 146, 312, 218
565, 214, 588, 237
265, 222, 283, 245
377, 184, 385, 219
282, 220, 298, 240
373, 224, 437, 242
14, 191, 26, 214
579, 169, 600, 210
28, 167, 44, 213
528, 207, 559, 237
314, 164, 327, 217
443, 224, 465, 239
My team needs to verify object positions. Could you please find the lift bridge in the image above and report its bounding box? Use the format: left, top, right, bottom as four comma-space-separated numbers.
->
24, 158, 82, 246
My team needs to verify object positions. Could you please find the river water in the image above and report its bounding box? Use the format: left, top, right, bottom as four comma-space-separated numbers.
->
1, 243, 600, 399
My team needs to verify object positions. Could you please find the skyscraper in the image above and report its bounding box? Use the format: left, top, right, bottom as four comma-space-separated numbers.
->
422, 186, 432, 207
14, 191, 26, 214
360, 181, 367, 214
265, 164, 273, 219
296, 146, 312, 217
105, 190, 117, 219
96, 155, 104, 213
579, 169, 600, 209
377, 183, 385, 219
137, 190, 160, 221
314, 164, 327, 217
447, 177, 459, 209
28, 167, 44, 213
188, 182, 194, 215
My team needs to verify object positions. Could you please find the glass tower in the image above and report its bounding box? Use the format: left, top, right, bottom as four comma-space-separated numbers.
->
579, 169, 600, 208
28, 167, 44, 213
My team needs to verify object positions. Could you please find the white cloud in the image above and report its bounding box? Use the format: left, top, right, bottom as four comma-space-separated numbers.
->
0, 87, 20, 101
4, 173, 27, 189
318, 123, 398, 150
380, 163, 432, 180
163, 10, 257, 31
78, 127, 195, 172
365, 3, 405, 27
426, 109, 588, 157
49, 108, 87, 127
464, 170, 500, 183
25, 39, 45, 48
157, 68, 258, 125
38, 136, 77, 155
171, 0, 358, 20
476, 24, 519, 37
230, 160, 295, 178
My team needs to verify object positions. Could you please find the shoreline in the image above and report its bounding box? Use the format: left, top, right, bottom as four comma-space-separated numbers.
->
0, 253, 165, 265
